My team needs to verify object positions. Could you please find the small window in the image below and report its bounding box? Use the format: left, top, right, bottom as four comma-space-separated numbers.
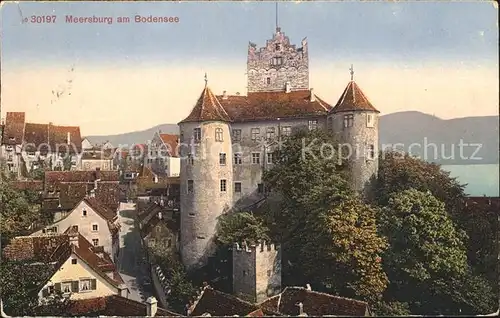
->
243, 270, 248, 276
92, 224, 98, 232
62, 282, 72, 293
215, 128, 224, 142
234, 153, 242, 165
167, 239, 172, 248
193, 128, 202, 142
82, 210, 87, 217
275, 43, 281, 51
367, 144, 375, 160
235, 182, 242, 193
266, 77, 271, 85
71, 259, 77, 265
251, 128, 260, 140
258, 183, 264, 193
252, 153, 261, 164
187, 154, 194, 165
79, 279, 95, 291
232, 129, 242, 142
187, 180, 194, 193
189, 213, 196, 217
266, 127, 276, 140
267, 153, 275, 164
220, 179, 227, 192
267, 270, 272, 277
344, 114, 354, 128
72, 225, 78, 231
282, 126, 291, 137
92, 239, 99, 246
366, 114, 375, 128
308, 120, 318, 131
219, 153, 226, 165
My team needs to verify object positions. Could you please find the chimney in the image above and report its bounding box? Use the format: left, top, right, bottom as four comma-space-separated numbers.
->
146, 296, 158, 317
69, 233, 79, 248
158, 212, 162, 220
309, 89, 315, 102
222, 90, 228, 100
296, 302, 307, 316
306, 283, 312, 291
285, 82, 291, 93
118, 284, 129, 298
67, 132, 71, 145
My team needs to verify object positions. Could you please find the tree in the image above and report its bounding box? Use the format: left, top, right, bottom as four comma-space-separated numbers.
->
30, 167, 45, 180
376, 189, 494, 315
0, 260, 66, 316
216, 212, 270, 246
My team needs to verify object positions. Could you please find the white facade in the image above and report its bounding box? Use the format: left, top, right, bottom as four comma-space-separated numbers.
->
166, 157, 180, 177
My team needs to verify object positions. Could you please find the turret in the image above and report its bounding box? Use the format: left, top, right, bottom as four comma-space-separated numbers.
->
232, 241, 281, 303
178, 77, 234, 270
328, 69, 380, 195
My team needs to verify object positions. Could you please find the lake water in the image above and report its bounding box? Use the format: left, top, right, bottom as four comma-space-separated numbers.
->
441, 164, 499, 197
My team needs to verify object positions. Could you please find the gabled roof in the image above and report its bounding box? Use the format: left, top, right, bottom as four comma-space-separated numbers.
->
159, 133, 180, 156
11, 180, 44, 191
2, 234, 71, 263
2, 112, 25, 145
39, 295, 181, 316
188, 286, 262, 316
217, 90, 331, 122
179, 86, 231, 123
45, 170, 119, 183
259, 286, 370, 316
83, 197, 118, 222
48, 124, 82, 153
329, 81, 379, 113
23, 123, 49, 151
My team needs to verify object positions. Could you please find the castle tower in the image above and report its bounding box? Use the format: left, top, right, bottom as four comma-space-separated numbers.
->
232, 242, 281, 304
178, 79, 234, 270
247, 27, 309, 93
328, 71, 380, 194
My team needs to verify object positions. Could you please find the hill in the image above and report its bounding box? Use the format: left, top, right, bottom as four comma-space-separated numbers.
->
85, 112, 498, 165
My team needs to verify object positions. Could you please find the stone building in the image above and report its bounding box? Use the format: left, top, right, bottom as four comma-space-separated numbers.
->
178, 26, 380, 270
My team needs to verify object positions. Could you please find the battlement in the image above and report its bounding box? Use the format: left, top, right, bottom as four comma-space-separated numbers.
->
233, 241, 279, 253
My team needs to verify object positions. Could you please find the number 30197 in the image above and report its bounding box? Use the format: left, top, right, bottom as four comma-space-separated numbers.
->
30, 15, 57, 23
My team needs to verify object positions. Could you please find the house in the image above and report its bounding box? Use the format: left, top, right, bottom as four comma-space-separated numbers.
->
81, 137, 94, 151
32, 196, 120, 263
36, 295, 180, 316
148, 132, 180, 177
2, 230, 128, 302
0, 112, 83, 177
41, 170, 120, 219
139, 203, 180, 254
80, 149, 115, 171
259, 286, 372, 316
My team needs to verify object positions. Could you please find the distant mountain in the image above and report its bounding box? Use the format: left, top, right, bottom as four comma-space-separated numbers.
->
85, 112, 498, 165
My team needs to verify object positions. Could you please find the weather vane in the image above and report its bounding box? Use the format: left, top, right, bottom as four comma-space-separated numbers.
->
349, 64, 354, 81
204, 73, 208, 86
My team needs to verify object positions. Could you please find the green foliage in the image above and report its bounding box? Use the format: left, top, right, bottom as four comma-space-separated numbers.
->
0, 260, 65, 316
372, 301, 411, 316
216, 212, 270, 245
30, 167, 45, 180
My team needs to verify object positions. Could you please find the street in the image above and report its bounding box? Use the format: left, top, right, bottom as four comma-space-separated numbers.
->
117, 202, 153, 303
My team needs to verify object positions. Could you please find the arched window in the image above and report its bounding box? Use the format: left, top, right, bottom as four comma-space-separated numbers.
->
215, 128, 223, 142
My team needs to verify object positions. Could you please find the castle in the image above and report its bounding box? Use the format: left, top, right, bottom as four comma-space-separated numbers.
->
177, 26, 380, 300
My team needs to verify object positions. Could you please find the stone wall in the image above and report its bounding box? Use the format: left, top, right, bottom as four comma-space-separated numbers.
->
247, 28, 309, 93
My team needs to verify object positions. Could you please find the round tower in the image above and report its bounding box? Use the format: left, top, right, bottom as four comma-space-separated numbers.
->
178, 81, 234, 270
328, 72, 380, 194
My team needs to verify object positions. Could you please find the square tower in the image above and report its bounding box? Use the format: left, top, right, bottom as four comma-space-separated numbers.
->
232, 242, 281, 303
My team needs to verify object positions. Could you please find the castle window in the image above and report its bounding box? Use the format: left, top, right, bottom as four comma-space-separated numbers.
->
267, 152, 275, 164
187, 180, 194, 193
258, 183, 264, 193
266, 127, 276, 140
367, 144, 375, 160
251, 128, 260, 141
219, 153, 227, 165
92, 239, 99, 246
252, 153, 261, 164
234, 182, 242, 193
308, 120, 318, 131
271, 57, 283, 66
266, 77, 271, 85
187, 154, 194, 165
193, 128, 202, 142
215, 128, 224, 142
343, 114, 354, 128
282, 126, 291, 137
234, 153, 242, 165
366, 114, 375, 128
232, 129, 242, 142
220, 179, 227, 192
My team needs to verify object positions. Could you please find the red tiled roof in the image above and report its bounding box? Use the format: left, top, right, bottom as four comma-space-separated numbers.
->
260, 287, 370, 316
23, 123, 49, 152
45, 170, 119, 183
329, 81, 379, 113
247, 308, 265, 316
47, 295, 180, 316
180, 86, 231, 123
216, 90, 331, 122
11, 180, 44, 191
159, 133, 180, 157
48, 124, 82, 153
81, 149, 115, 160
2, 112, 25, 145
2, 234, 70, 263
84, 197, 117, 222
189, 287, 260, 316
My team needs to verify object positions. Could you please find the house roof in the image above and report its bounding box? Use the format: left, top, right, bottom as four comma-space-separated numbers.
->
180, 86, 231, 123
84, 197, 117, 222
11, 180, 44, 191
23, 123, 49, 151
140, 214, 179, 240
329, 81, 379, 113
48, 124, 82, 153
2, 234, 71, 263
159, 133, 180, 157
40, 295, 181, 316
259, 287, 370, 316
81, 149, 115, 160
45, 170, 119, 183
189, 286, 262, 316
2, 112, 25, 145
213, 90, 331, 123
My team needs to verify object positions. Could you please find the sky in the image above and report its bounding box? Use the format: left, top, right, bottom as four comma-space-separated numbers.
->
0, 1, 498, 136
